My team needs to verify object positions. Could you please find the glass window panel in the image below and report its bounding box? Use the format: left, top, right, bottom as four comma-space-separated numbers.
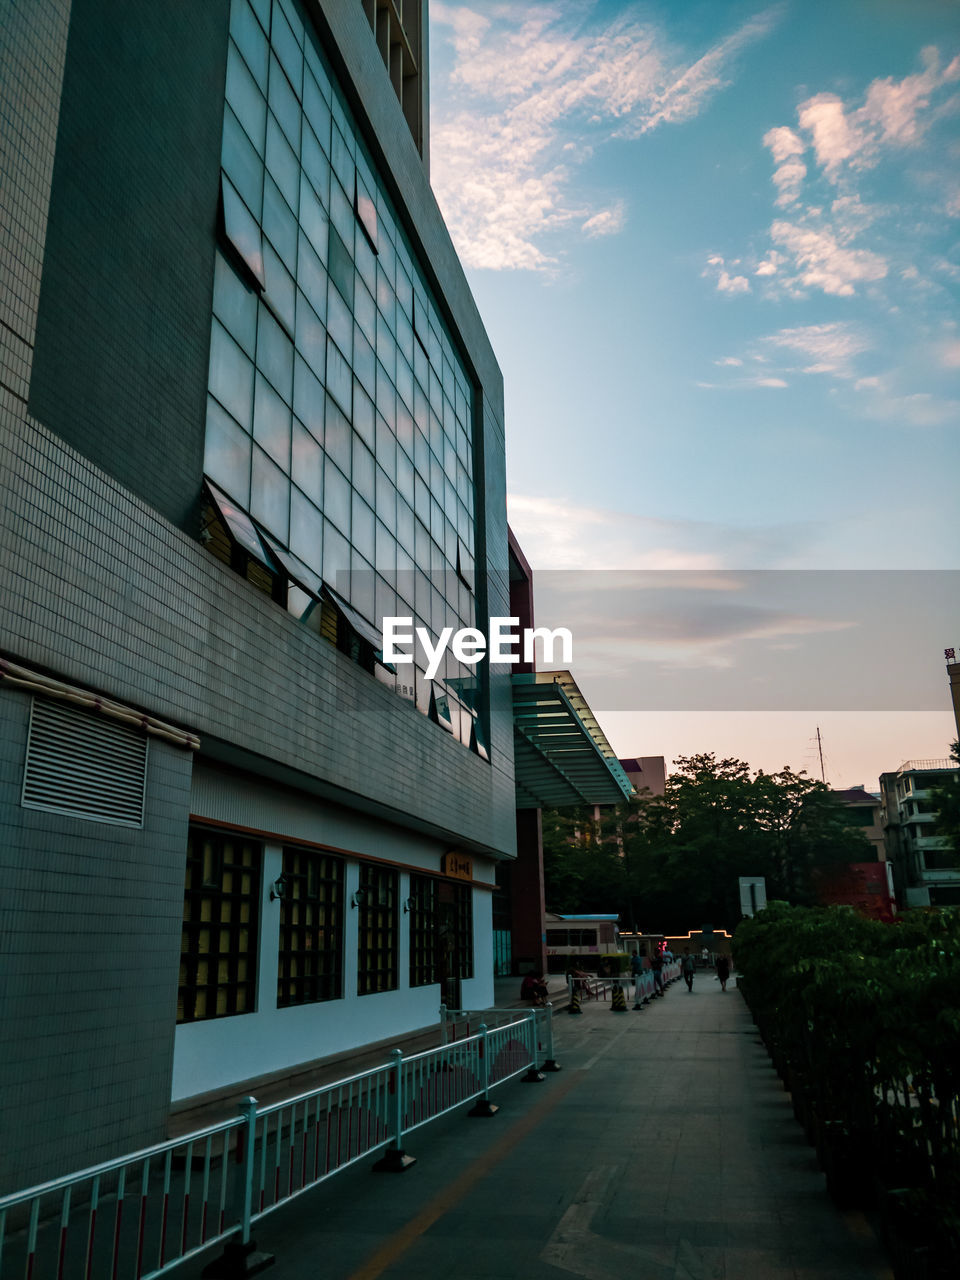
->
326, 284, 353, 359
327, 227, 354, 307
303, 30, 331, 101
375, 521, 396, 575
430, 497, 443, 546
444, 435, 457, 481
396, 266, 412, 319
302, 72, 331, 160
396, 496, 414, 553
413, 384, 428, 436
354, 279, 376, 349
324, 394, 351, 475
265, 112, 299, 209
251, 444, 290, 541
293, 350, 324, 441
209, 319, 254, 430
256, 302, 293, 400
350, 550, 375, 624
226, 43, 267, 154
429, 537, 444, 576
355, 177, 378, 252
289, 487, 323, 569
225, 102, 267, 225
230, 0, 269, 90
375, 465, 396, 525
253, 371, 291, 469
430, 451, 443, 497
428, 408, 443, 457
376, 264, 395, 325
414, 519, 431, 570
353, 383, 375, 450
326, 336, 352, 416
375, 420, 396, 480
444, 517, 457, 565
396, 320, 414, 382
213, 252, 258, 357
329, 178, 354, 249
299, 179, 328, 264
375, 575, 397, 631
353, 327, 376, 398
375, 363, 396, 431
351, 494, 375, 562
352, 437, 375, 503
322, 519, 350, 586
294, 293, 325, 384
262, 242, 296, 335
396, 402, 414, 456
396, 546, 414, 605
323, 461, 350, 536
376, 323, 395, 379
413, 429, 429, 480
330, 123, 353, 192
355, 232, 376, 295
205, 395, 252, 506
291, 417, 323, 506
262, 173, 297, 273
268, 54, 300, 149
221, 176, 264, 287
297, 233, 326, 321
271, 4, 302, 95
413, 339, 429, 396
444, 476, 456, 519
396, 450, 414, 505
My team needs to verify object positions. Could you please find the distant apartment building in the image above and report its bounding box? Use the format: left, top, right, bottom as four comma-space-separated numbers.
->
619, 756, 667, 797
881, 760, 960, 908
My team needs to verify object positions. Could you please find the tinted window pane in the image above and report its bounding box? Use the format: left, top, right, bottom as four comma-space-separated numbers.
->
265, 112, 299, 209
209, 320, 254, 430
226, 42, 267, 153
257, 303, 294, 400
253, 372, 291, 468
291, 418, 323, 505
205, 395, 252, 506
251, 444, 290, 541
221, 177, 264, 287
213, 252, 258, 357
289, 487, 323, 568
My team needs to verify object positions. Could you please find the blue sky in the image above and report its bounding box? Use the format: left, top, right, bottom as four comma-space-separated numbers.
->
428, 0, 960, 783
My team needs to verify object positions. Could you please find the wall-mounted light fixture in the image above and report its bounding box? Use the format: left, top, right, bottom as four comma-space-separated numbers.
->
351, 887, 369, 909
270, 873, 287, 902
402, 897, 415, 914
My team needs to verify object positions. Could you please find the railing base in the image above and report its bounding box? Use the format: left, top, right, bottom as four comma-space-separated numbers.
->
468, 1098, 500, 1117
373, 1147, 417, 1172
202, 1240, 275, 1278
542, 1059, 562, 1072
522, 1067, 546, 1083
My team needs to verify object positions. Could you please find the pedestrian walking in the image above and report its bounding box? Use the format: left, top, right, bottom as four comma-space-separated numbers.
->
651, 947, 665, 996
715, 954, 731, 992
629, 949, 644, 1005
682, 948, 696, 992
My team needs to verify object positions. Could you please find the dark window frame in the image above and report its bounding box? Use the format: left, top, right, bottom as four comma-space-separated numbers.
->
277, 847, 345, 1007
179, 827, 261, 1023
408, 873, 439, 987
357, 863, 398, 995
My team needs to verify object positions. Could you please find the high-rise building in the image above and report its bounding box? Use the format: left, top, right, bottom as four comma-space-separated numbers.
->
880, 760, 960, 908
0, 0, 517, 1193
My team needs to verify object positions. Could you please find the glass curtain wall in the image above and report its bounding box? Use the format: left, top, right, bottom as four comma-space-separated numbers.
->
205, 0, 481, 748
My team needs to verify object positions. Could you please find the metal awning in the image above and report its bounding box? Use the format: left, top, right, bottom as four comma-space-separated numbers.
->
512, 671, 635, 809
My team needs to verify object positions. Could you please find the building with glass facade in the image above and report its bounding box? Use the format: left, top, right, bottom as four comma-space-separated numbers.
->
0, 0, 516, 1194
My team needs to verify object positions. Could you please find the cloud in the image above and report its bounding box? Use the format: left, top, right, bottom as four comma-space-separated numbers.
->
763, 125, 807, 206
430, 3, 782, 270
861, 392, 960, 427
940, 340, 960, 368
761, 322, 870, 377
714, 356, 743, 366
770, 221, 887, 295
703, 254, 751, 293
506, 494, 811, 571
750, 377, 788, 388
581, 203, 626, 237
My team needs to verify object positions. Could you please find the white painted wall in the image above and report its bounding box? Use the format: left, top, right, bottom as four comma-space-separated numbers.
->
173, 768, 499, 1100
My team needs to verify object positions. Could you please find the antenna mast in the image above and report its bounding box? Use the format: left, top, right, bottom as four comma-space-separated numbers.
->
816, 726, 826, 783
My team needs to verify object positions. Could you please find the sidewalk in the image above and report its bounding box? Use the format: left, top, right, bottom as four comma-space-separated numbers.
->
181, 974, 894, 1279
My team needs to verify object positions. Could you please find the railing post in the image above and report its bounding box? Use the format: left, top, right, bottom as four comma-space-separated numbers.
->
439, 1003, 448, 1046
201, 1097, 273, 1279
372, 1049, 416, 1171
522, 1010, 546, 1083
541, 1004, 561, 1071
468, 1024, 499, 1116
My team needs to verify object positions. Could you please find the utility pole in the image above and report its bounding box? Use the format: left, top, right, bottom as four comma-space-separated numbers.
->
816, 726, 826, 784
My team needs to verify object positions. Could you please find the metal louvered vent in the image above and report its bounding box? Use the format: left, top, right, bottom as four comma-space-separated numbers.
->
22, 697, 148, 827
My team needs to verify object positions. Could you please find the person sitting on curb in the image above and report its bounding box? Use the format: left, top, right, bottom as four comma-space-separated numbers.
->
520, 972, 549, 1006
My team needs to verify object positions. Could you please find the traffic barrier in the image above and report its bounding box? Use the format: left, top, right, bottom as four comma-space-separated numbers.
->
610, 980, 628, 1013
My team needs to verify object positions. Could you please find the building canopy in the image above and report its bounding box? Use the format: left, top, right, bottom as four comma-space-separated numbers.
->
512, 671, 634, 809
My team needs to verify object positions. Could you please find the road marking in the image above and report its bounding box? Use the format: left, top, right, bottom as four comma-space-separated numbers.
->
347, 1071, 582, 1280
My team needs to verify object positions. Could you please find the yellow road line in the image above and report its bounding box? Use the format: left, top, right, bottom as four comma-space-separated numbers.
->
348, 1071, 583, 1280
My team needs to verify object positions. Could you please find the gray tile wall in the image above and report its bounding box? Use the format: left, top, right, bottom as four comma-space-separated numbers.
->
0, 690, 192, 1193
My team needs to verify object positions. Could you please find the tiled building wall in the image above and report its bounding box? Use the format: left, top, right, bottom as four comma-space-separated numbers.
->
0, 690, 193, 1192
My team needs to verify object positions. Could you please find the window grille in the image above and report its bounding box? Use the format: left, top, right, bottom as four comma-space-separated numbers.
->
357, 863, 398, 995
277, 847, 344, 1006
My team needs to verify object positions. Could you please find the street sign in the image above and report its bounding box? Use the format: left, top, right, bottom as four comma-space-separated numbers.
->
738, 877, 767, 917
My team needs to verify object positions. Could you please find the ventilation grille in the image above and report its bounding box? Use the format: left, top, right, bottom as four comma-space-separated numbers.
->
22, 698, 148, 827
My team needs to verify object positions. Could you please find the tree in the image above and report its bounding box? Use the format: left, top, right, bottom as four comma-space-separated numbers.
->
929, 741, 960, 859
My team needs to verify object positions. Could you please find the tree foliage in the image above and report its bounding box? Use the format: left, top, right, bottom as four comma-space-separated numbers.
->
542, 752, 873, 932
929, 741, 960, 858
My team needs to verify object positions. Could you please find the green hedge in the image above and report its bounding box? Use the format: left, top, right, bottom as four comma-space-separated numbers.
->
734, 902, 960, 1267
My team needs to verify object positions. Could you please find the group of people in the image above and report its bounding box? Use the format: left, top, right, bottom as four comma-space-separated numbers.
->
520, 947, 733, 1006
680, 949, 732, 992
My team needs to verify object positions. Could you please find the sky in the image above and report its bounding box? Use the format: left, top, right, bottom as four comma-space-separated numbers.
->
427, 0, 960, 787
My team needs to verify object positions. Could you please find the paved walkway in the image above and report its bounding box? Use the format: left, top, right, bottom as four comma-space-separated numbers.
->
185, 976, 893, 1279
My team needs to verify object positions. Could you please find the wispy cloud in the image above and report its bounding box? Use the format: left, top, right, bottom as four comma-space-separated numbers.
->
769, 221, 887, 296
430, 3, 782, 270
702, 253, 751, 293
761, 322, 870, 378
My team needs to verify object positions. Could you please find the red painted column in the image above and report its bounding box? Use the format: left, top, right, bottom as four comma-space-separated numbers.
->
511, 808, 546, 974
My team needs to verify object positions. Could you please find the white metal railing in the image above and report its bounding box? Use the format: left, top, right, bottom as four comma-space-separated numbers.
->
0, 1012, 545, 1278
